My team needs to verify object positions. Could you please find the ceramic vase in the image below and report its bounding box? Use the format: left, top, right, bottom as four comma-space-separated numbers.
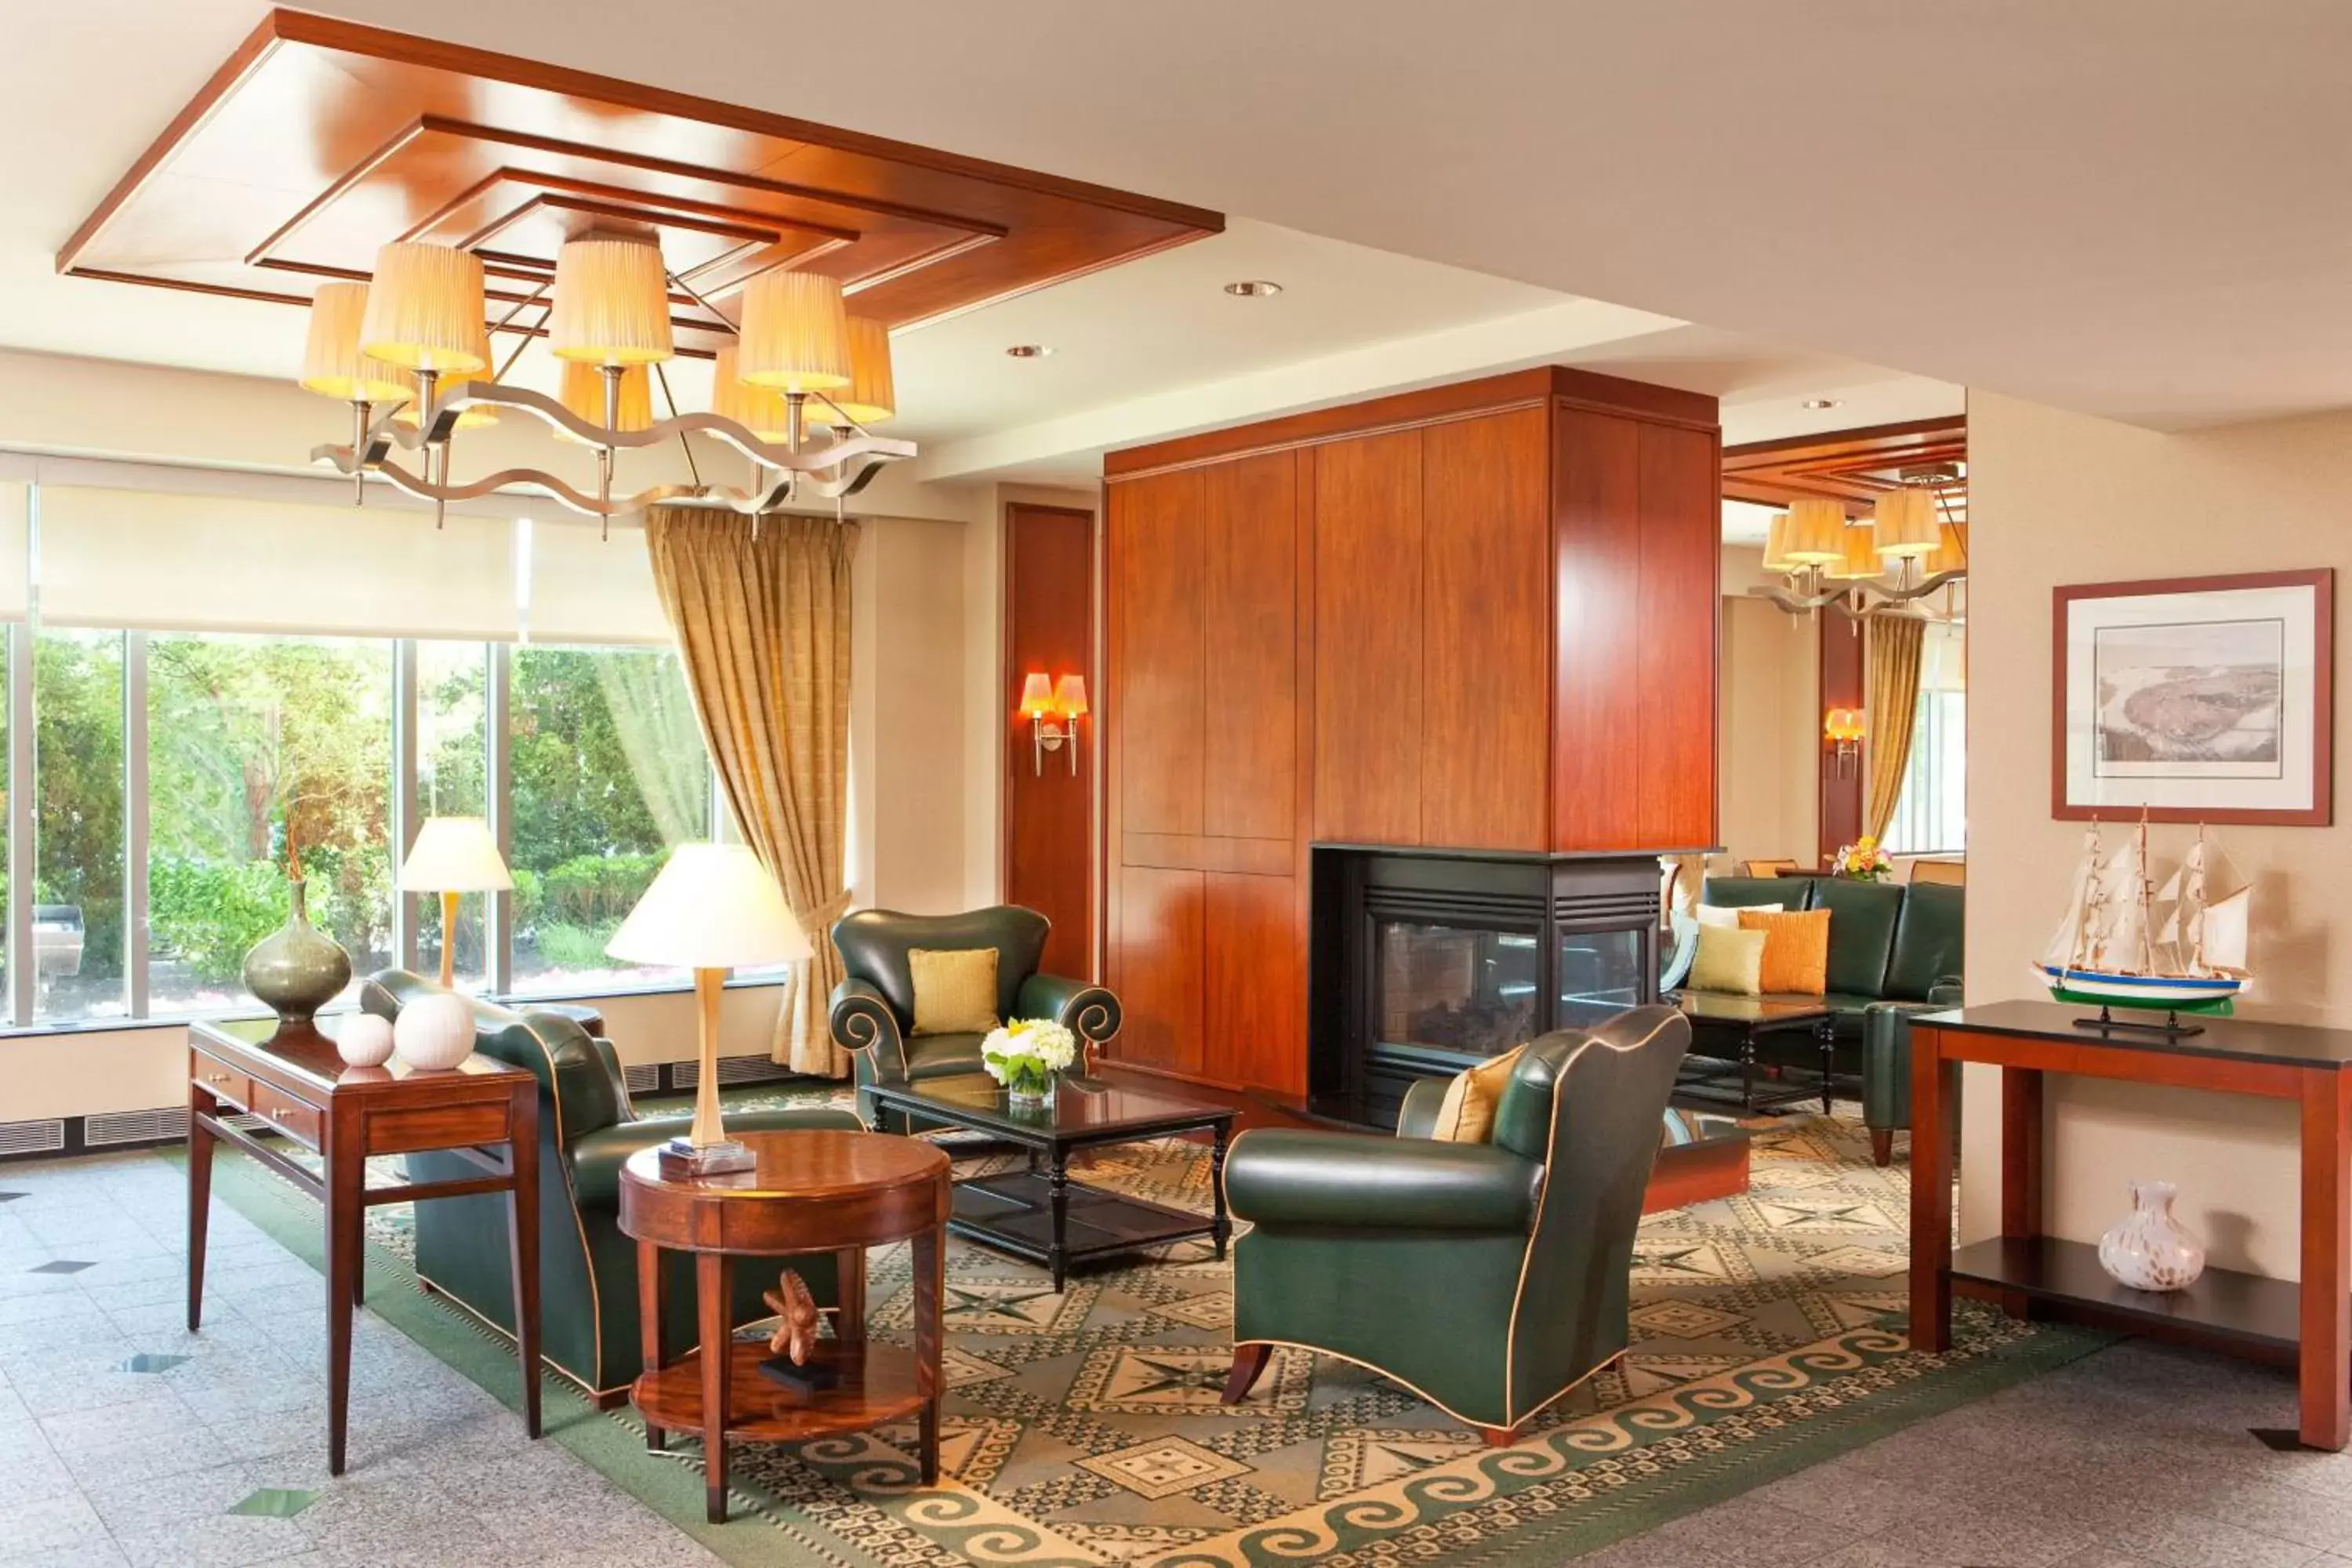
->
2097, 1179, 2205, 1293
336, 1013, 395, 1069
241, 877, 352, 1028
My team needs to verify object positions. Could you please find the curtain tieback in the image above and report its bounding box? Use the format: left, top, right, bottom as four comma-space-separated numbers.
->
798, 889, 855, 949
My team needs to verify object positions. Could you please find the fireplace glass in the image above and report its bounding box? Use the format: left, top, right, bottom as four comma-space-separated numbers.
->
1556, 929, 1648, 1029
1374, 920, 1539, 1062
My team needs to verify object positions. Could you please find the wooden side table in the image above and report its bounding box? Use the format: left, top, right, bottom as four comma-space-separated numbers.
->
618, 1129, 951, 1523
187, 1016, 543, 1475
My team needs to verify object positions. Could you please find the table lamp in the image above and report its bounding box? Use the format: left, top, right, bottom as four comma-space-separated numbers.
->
607, 843, 811, 1174
397, 816, 512, 990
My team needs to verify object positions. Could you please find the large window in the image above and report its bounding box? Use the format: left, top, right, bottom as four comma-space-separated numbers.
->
34, 630, 125, 1022
1882, 622, 1965, 857
417, 642, 491, 993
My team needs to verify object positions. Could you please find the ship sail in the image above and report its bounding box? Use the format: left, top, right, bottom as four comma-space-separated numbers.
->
2200, 887, 2251, 975
2041, 826, 2103, 970
2089, 831, 2148, 972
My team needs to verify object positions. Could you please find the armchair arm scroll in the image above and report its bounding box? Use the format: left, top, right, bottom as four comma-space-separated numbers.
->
1015, 973, 1121, 1051
830, 978, 908, 1082
1223, 1130, 1541, 1235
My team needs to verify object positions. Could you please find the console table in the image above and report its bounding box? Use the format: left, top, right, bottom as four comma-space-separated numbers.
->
1911, 1000, 2352, 1450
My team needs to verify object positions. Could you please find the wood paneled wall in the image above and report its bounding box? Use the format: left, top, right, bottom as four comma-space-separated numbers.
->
1104, 368, 1721, 1098
1001, 503, 1096, 977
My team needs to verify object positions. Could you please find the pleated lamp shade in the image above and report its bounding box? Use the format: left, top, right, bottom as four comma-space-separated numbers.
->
822, 316, 896, 425
1759, 511, 1795, 574
1826, 519, 1885, 580
710, 344, 793, 443
557, 361, 652, 444
394, 318, 497, 430
549, 239, 674, 366
737, 270, 851, 392
1782, 498, 1848, 564
1925, 520, 1969, 576
360, 243, 488, 373
1872, 488, 1941, 559
299, 283, 412, 403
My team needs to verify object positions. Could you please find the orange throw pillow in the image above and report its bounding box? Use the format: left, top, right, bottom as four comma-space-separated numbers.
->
1737, 908, 1831, 996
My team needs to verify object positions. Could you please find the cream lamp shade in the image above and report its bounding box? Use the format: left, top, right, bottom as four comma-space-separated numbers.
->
1872, 488, 1941, 559
1759, 511, 1795, 574
736, 270, 851, 392
822, 316, 896, 425
1826, 519, 1885, 580
710, 344, 793, 442
606, 843, 812, 971
1781, 498, 1848, 564
359, 242, 488, 373
1926, 520, 1969, 576
397, 817, 513, 892
1054, 673, 1088, 718
556, 360, 652, 443
549, 238, 675, 366
299, 283, 411, 404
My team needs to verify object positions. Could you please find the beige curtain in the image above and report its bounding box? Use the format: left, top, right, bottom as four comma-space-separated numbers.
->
1863, 615, 1926, 842
644, 507, 857, 1076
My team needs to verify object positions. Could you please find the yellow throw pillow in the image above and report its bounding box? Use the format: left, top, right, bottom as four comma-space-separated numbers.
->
907, 947, 1000, 1035
1690, 924, 1766, 996
1737, 908, 1832, 996
1428, 1044, 1527, 1145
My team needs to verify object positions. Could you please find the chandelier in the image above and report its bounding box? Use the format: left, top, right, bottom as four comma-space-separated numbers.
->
298, 235, 914, 532
1749, 466, 1967, 620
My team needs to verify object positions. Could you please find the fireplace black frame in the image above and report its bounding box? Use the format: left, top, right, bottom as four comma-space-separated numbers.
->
1308, 845, 1665, 1129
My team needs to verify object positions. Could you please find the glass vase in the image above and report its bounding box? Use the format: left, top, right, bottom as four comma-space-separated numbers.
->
2097, 1178, 2205, 1293
1004, 1059, 1056, 1110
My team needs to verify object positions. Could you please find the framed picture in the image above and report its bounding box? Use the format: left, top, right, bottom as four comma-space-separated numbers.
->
2053, 568, 2333, 825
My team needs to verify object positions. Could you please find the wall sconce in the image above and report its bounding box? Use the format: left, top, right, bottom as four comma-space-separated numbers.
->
1824, 707, 1867, 777
1019, 670, 1087, 776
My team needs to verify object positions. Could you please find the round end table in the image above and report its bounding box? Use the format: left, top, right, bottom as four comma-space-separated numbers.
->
618, 1128, 950, 1523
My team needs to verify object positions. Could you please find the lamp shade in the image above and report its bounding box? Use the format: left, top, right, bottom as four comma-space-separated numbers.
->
1759, 511, 1795, 575
606, 843, 812, 970
395, 318, 497, 430
556, 361, 652, 443
1826, 519, 1884, 580
397, 817, 513, 892
1054, 673, 1088, 719
822, 316, 895, 425
1782, 498, 1848, 564
711, 344, 793, 443
1873, 488, 1940, 559
1018, 671, 1056, 719
299, 283, 412, 403
1926, 520, 1969, 576
549, 238, 674, 366
360, 243, 488, 373
737, 270, 851, 392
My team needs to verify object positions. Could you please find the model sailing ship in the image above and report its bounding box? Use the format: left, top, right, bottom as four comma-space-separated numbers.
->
2035, 817, 2252, 1014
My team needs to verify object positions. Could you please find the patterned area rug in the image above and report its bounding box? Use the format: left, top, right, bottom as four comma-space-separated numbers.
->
205, 1090, 2108, 1568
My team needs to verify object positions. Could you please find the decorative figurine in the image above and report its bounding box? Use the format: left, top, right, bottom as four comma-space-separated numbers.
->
756, 1269, 837, 1393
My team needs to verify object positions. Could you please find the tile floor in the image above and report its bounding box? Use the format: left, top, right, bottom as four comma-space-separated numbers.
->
7, 1148, 2352, 1567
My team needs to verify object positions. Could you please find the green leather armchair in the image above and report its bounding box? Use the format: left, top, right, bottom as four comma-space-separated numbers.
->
363, 971, 862, 1405
828, 906, 1120, 1131
1221, 1007, 1689, 1446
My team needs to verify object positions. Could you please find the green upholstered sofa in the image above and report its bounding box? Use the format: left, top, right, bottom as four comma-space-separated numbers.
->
1221, 1007, 1687, 1446
827, 906, 1120, 1131
362, 970, 862, 1404
1695, 876, 1962, 1164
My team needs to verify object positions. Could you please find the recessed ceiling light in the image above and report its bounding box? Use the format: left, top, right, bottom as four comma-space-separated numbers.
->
1225, 280, 1283, 298
1005, 344, 1053, 358
1802, 397, 1842, 410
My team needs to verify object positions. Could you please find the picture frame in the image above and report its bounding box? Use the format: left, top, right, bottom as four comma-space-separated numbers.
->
2053, 568, 2333, 825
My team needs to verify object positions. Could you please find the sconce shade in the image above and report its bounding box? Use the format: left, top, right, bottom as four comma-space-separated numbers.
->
1873, 488, 1941, 559
711, 344, 793, 443
1827, 518, 1885, 579
606, 843, 811, 969
822, 317, 896, 425
1782, 498, 1848, 564
1018, 672, 1057, 720
360, 242, 488, 373
556, 361, 652, 443
397, 816, 513, 892
549, 238, 674, 366
1823, 708, 1868, 743
299, 283, 412, 403
1759, 511, 1795, 574
1053, 673, 1088, 718
1926, 520, 1969, 576
737, 270, 851, 392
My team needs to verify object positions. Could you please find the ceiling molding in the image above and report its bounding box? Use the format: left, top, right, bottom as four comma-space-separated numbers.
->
1722, 416, 1968, 522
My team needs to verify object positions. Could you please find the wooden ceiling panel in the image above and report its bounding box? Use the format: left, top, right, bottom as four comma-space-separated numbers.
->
1722, 416, 1969, 524
63, 9, 1221, 351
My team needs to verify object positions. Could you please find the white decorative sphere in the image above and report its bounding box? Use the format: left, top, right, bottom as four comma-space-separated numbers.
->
394, 993, 476, 1071
336, 1013, 395, 1068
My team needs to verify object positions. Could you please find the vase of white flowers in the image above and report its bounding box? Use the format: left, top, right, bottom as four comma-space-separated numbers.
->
982, 1018, 1078, 1109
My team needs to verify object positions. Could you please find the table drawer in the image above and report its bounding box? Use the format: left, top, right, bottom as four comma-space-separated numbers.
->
192, 1058, 253, 1112
250, 1080, 322, 1152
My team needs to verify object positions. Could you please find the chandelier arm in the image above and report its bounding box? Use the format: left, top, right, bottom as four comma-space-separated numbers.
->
488, 276, 557, 339
429, 382, 913, 468
318, 447, 891, 522
663, 270, 742, 339
492, 303, 550, 383
652, 361, 703, 488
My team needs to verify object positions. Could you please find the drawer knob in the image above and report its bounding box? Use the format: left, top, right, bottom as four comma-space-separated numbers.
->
205, 1072, 230, 1085
271, 1107, 292, 1120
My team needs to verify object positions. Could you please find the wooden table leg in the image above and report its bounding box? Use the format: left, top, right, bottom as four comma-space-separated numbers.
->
506, 1087, 543, 1441
696, 1252, 731, 1523
2299, 1071, 2351, 1450
1907, 1029, 1955, 1356
1210, 1123, 1233, 1261
833, 1247, 866, 1347
324, 1120, 364, 1477
913, 1222, 943, 1487
187, 1100, 214, 1334
1047, 1149, 1070, 1294
638, 1239, 666, 1451
1998, 1066, 2045, 1320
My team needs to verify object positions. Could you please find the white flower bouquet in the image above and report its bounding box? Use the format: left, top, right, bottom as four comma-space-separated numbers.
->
981, 1018, 1078, 1105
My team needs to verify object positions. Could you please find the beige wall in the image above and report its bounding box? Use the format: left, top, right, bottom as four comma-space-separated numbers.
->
1962, 390, 2352, 1278
1718, 545, 1820, 867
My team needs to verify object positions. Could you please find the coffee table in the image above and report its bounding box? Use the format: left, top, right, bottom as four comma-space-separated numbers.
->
862, 1074, 1235, 1291
1670, 991, 1839, 1113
